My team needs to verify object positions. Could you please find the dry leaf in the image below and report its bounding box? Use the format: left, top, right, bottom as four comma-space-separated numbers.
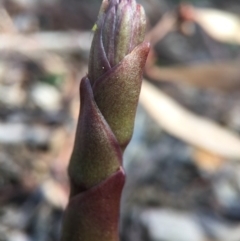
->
194, 8, 240, 45
146, 61, 240, 91
140, 80, 240, 160
0, 31, 92, 53
193, 148, 224, 173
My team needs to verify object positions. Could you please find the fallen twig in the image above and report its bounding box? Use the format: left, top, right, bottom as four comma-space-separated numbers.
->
145, 61, 240, 91
0, 31, 92, 54
140, 80, 240, 160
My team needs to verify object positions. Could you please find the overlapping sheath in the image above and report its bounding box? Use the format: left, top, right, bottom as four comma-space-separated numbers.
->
60, 1, 149, 240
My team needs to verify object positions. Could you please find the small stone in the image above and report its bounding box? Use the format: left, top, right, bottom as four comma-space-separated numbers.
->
30, 83, 61, 112
7, 231, 30, 241
1, 208, 28, 229
40, 179, 68, 209
0, 84, 25, 107
0, 123, 50, 146
13, 13, 39, 33
141, 209, 206, 241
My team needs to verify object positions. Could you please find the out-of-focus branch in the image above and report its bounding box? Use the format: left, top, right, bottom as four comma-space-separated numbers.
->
146, 12, 176, 45
179, 5, 240, 45
140, 80, 240, 160
0, 31, 92, 54
145, 61, 240, 91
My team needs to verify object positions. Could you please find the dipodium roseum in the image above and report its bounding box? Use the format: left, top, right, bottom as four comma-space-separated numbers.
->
60, 0, 149, 240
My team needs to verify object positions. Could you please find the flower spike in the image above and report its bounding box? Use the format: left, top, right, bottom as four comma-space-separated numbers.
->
60, 0, 149, 240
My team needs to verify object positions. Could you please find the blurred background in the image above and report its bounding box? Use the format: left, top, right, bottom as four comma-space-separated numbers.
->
0, 0, 240, 240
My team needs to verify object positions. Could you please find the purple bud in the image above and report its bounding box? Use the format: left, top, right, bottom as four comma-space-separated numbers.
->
88, 0, 147, 85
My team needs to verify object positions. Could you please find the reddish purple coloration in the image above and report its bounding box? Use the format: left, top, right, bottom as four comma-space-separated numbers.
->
68, 77, 122, 194
61, 169, 125, 241
60, 0, 149, 240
